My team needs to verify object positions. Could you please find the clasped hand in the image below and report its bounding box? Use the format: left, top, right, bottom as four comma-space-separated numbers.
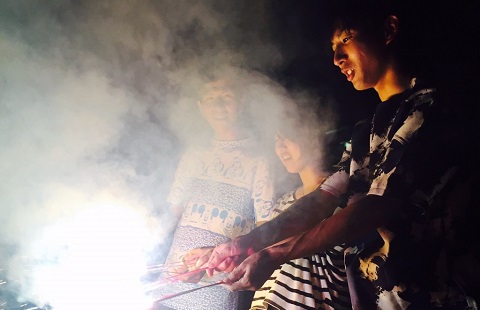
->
174, 239, 279, 291
166, 243, 250, 284
166, 246, 214, 283
205, 239, 278, 291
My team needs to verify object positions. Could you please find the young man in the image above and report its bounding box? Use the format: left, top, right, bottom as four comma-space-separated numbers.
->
204, 0, 473, 308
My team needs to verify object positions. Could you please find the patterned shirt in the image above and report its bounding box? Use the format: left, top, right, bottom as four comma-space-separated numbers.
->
153, 137, 275, 310
320, 82, 469, 309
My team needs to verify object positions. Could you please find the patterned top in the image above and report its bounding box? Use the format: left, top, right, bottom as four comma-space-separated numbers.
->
251, 190, 351, 310
154, 137, 275, 310
320, 82, 469, 309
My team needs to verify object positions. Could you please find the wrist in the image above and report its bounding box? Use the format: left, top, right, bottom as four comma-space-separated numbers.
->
233, 234, 255, 255
263, 245, 287, 266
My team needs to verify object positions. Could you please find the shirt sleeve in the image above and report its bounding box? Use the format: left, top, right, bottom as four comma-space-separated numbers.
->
322, 118, 371, 199
321, 170, 349, 198
166, 151, 191, 207
252, 157, 276, 223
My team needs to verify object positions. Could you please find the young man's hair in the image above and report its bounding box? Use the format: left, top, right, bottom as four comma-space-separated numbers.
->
328, 0, 398, 38
321, 0, 422, 77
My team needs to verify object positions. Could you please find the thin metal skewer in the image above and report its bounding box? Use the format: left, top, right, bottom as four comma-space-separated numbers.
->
159, 267, 209, 284
154, 281, 225, 302
144, 266, 210, 292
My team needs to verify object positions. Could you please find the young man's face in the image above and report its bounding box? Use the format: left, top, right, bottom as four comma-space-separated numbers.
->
331, 28, 386, 91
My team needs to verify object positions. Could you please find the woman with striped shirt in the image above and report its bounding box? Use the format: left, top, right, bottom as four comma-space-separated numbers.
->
251, 105, 351, 310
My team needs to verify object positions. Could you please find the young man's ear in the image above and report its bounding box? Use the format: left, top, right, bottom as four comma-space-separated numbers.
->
384, 15, 399, 45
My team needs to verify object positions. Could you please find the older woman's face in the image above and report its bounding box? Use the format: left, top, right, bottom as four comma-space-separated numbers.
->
197, 79, 242, 133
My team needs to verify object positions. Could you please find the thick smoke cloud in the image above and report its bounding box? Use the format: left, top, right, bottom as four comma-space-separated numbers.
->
0, 1, 337, 309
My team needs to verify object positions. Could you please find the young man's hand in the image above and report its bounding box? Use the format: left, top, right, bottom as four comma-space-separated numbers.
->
206, 237, 252, 277
221, 249, 279, 291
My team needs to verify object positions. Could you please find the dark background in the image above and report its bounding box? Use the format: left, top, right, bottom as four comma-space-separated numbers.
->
267, 0, 479, 171
266, 1, 480, 304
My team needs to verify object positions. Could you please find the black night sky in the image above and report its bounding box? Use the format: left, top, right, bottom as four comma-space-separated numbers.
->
268, 0, 478, 130
258, 0, 478, 176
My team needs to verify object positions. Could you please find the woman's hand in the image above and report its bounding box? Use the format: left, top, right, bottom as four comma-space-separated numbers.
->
174, 246, 214, 283
183, 246, 214, 269
162, 247, 214, 283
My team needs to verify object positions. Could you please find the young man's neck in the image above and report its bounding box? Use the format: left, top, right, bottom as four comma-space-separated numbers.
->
375, 67, 414, 102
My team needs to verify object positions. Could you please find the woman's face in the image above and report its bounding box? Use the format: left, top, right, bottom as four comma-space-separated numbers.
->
197, 79, 242, 133
274, 133, 306, 173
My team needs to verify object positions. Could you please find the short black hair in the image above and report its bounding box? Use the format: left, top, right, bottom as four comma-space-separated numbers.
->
326, 0, 401, 34
321, 0, 420, 77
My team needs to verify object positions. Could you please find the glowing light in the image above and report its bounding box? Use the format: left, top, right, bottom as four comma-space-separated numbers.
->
22, 200, 156, 310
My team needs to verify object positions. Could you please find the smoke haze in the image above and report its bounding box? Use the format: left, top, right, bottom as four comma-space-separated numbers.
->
0, 1, 340, 309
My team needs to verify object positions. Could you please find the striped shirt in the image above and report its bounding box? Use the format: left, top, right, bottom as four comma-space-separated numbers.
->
250, 191, 351, 310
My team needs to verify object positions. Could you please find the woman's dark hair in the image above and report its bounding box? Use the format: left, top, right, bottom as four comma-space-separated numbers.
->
275, 93, 335, 173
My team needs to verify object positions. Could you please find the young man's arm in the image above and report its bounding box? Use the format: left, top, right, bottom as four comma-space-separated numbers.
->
206, 187, 341, 274
243, 187, 341, 252
222, 194, 402, 290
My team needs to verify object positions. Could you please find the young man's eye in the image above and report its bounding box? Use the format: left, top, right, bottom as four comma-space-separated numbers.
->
342, 36, 353, 44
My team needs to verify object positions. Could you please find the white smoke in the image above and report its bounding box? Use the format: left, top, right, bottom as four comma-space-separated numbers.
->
0, 1, 281, 308
0, 1, 337, 309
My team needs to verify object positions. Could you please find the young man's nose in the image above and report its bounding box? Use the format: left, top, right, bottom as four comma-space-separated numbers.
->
333, 49, 347, 67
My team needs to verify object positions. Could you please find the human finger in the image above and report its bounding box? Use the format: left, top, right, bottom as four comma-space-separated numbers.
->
207, 241, 244, 269
207, 256, 232, 277
222, 263, 255, 291
224, 251, 274, 291
183, 247, 214, 270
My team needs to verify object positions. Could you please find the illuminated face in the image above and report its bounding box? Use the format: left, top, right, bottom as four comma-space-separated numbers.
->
274, 134, 305, 173
331, 28, 385, 91
197, 79, 242, 133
